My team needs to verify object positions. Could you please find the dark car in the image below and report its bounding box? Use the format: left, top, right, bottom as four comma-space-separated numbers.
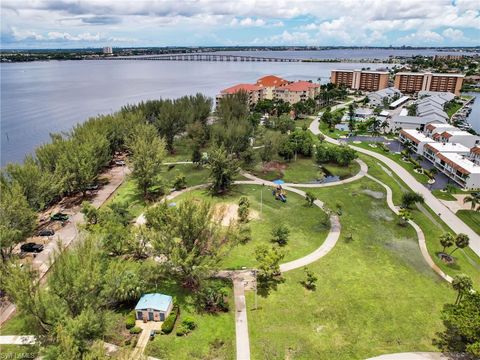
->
50, 213, 69, 221
149, 330, 156, 340
38, 229, 55, 237
20, 243, 44, 253
86, 183, 99, 191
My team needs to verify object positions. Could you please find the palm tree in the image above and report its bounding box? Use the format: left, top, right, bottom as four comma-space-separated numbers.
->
463, 192, 480, 211
452, 274, 473, 305
450, 233, 470, 255
439, 232, 455, 253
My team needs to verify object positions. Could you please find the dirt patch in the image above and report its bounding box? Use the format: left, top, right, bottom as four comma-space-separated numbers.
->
369, 208, 393, 221
362, 189, 385, 199
213, 203, 260, 226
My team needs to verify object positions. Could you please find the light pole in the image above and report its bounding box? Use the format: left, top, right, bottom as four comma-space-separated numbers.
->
260, 183, 264, 215
254, 269, 258, 310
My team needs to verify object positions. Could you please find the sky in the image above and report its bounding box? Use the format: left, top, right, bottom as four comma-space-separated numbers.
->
1, 0, 479, 49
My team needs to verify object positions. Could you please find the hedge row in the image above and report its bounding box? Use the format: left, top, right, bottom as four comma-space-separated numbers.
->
161, 305, 180, 334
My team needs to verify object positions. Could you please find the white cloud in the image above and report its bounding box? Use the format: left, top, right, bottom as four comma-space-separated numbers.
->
230, 17, 266, 27
398, 30, 444, 44
442, 27, 464, 40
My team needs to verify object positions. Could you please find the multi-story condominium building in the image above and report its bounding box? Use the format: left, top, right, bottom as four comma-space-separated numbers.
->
424, 123, 457, 137
216, 83, 264, 106
394, 72, 464, 96
399, 129, 436, 154
217, 76, 320, 106
434, 152, 480, 189
256, 75, 289, 100
102, 46, 113, 55
367, 87, 402, 107
331, 69, 389, 91
273, 81, 320, 104
432, 130, 480, 148
469, 146, 480, 165
423, 142, 470, 163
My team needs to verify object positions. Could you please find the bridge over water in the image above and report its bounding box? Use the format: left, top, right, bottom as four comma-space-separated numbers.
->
102, 54, 302, 62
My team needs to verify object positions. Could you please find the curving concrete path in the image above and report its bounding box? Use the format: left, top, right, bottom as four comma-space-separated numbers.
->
309, 116, 480, 257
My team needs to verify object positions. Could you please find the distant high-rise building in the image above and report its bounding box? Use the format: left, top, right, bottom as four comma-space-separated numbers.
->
102, 46, 113, 55
330, 69, 389, 91
394, 72, 464, 96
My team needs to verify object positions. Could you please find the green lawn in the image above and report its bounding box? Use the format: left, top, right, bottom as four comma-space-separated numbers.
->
145, 279, 235, 360
319, 121, 349, 140
106, 164, 211, 218
431, 190, 457, 201
352, 142, 431, 185
246, 178, 453, 359
456, 209, 480, 235
359, 154, 480, 288
173, 184, 330, 269
250, 157, 360, 184
445, 101, 463, 119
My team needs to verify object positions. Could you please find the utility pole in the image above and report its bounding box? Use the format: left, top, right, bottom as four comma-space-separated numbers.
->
254, 269, 258, 310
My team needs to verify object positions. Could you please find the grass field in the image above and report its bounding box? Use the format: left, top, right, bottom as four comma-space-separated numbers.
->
359, 154, 480, 288
246, 178, 453, 359
431, 189, 457, 201
173, 184, 330, 269
456, 209, 480, 235
106, 164, 211, 218
145, 280, 235, 360
251, 157, 360, 184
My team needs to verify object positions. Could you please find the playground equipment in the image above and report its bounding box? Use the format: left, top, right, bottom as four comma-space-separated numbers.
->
272, 185, 287, 203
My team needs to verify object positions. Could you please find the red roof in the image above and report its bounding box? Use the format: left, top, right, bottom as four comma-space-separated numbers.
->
281, 81, 319, 92
471, 146, 480, 155
441, 131, 453, 139
256, 75, 289, 87
425, 124, 436, 131
221, 84, 261, 95
432, 133, 442, 140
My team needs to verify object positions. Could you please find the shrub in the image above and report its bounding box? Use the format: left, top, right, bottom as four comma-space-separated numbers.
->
305, 191, 316, 206
176, 324, 189, 336
125, 311, 136, 329
195, 282, 229, 313
161, 305, 180, 334
271, 224, 290, 246
236, 224, 252, 244
129, 326, 142, 335
401, 192, 424, 209
182, 316, 197, 330
173, 174, 187, 190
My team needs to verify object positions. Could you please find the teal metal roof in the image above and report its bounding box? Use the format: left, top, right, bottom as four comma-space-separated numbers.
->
135, 293, 173, 312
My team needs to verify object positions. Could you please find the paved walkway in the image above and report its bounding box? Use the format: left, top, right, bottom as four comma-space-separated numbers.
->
233, 274, 251, 360
366, 352, 452, 360
0, 335, 36, 345
309, 116, 480, 256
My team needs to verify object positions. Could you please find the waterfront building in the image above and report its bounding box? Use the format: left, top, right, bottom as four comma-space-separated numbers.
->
273, 81, 320, 104
434, 152, 480, 189
102, 46, 113, 55
469, 146, 480, 165
256, 75, 289, 100
331, 69, 389, 91
391, 115, 445, 131
367, 87, 402, 107
216, 83, 264, 106
431, 129, 480, 148
423, 123, 458, 137
398, 129, 436, 154
394, 72, 464, 96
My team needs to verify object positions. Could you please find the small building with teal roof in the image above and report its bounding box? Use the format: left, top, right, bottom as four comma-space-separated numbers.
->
135, 293, 173, 322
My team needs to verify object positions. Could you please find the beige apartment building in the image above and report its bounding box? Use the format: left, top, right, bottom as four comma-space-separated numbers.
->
331, 69, 389, 91
273, 81, 320, 104
394, 72, 464, 96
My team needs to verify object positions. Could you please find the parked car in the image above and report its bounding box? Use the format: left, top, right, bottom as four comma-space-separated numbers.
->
50, 213, 69, 221
38, 229, 55, 236
115, 160, 126, 166
86, 183, 99, 190
149, 330, 156, 340
20, 243, 44, 253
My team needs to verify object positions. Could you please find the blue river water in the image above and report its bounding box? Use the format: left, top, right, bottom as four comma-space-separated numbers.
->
1, 49, 478, 166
